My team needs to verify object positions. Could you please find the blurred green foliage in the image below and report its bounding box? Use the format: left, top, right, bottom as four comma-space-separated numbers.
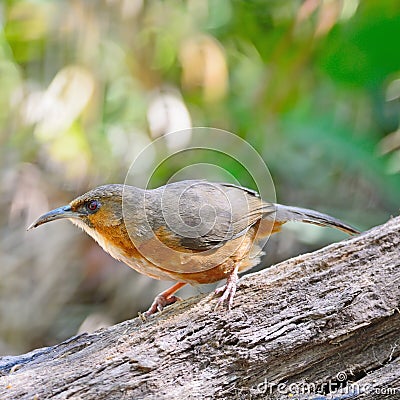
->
0, 0, 399, 354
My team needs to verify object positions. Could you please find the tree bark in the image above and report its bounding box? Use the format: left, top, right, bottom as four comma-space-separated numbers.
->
1, 217, 399, 400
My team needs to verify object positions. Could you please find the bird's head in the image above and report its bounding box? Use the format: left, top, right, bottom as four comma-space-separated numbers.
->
28, 185, 125, 235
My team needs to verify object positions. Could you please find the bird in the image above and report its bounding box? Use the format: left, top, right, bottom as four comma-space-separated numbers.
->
28, 180, 359, 317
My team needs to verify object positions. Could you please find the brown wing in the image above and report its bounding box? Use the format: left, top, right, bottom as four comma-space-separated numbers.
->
144, 180, 274, 251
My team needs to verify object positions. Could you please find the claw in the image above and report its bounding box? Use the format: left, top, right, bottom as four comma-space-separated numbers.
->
141, 282, 186, 319
143, 294, 181, 317
214, 266, 239, 310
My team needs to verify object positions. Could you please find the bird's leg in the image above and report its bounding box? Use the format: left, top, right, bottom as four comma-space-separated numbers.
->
214, 265, 239, 310
142, 282, 186, 318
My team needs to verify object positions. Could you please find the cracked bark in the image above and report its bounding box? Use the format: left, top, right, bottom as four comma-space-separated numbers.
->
1, 216, 399, 400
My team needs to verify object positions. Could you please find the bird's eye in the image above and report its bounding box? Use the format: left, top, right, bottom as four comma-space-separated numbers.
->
86, 200, 99, 213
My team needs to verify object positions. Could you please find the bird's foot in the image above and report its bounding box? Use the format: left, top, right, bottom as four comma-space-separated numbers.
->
142, 294, 182, 319
214, 267, 239, 311
139, 282, 186, 320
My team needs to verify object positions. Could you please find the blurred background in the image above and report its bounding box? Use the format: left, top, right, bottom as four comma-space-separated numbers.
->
1, 0, 399, 355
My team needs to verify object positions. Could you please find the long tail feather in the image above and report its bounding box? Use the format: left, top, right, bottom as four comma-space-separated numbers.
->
274, 204, 360, 235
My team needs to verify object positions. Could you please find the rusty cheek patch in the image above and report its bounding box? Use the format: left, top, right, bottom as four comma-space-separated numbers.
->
88, 206, 122, 228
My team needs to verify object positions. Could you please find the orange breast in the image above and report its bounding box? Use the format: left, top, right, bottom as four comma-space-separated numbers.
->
94, 218, 280, 285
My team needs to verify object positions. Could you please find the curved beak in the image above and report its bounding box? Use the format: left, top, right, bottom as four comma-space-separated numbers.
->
27, 205, 81, 231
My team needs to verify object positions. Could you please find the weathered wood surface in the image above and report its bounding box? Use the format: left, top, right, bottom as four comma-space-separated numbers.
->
1, 217, 399, 399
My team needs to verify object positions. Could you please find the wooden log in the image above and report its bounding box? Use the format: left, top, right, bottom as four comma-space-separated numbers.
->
1, 217, 399, 399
